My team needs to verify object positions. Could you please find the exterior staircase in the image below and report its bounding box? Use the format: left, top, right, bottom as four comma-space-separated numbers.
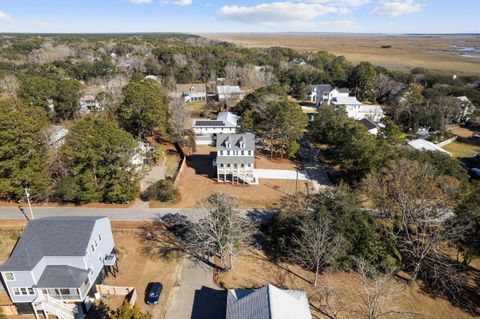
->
33, 296, 79, 319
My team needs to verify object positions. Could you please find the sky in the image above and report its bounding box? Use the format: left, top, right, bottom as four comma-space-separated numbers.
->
0, 0, 478, 34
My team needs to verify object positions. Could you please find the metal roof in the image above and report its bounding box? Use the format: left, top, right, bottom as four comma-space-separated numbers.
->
0, 216, 107, 272
226, 284, 312, 319
34, 265, 89, 289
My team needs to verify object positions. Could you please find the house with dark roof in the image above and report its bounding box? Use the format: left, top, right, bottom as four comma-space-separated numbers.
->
0, 216, 116, 319
308, 84, 332, 103
214, 133, 256, 185
226, 284, 312, 319
357, 118, 383, 135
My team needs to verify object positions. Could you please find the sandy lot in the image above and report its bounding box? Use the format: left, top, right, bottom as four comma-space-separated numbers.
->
218, 248, 480, 319
203, 33, 480, 75
102, 230, 182, 319
173, 146, 313, 208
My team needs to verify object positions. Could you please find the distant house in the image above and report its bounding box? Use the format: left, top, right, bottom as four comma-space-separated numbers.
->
407, 139, 452, 157
0, 216, 116, 319
308, 84, 332, 103
358, 118, 382, 135
131, 141, 152, 169
175, 84, 207, 103
193, 112, 239, 135
226, 284, 312, 319
45, 125, 69, 149
79, 93, 102, 116
457, 96, 476, 122
215, 133, 256, 185
331, 96, 384, 122
308, 85, 350, 105
291, 58, 307, 66
216, 86, 244, 101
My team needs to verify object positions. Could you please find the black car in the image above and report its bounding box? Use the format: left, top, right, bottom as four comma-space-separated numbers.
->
145, 282, 163, 305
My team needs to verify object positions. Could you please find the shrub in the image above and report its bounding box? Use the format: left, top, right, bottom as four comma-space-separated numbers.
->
141, 178, 178, 202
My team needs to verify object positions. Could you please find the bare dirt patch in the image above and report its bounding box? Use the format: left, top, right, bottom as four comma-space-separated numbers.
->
103, 230, 182, 319
203, 33, 480, 76
173, 146, 313, 208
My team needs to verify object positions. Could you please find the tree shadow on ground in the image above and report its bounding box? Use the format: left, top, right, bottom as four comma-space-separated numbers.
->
412, 254, 480, 316
139, 213, 221, 270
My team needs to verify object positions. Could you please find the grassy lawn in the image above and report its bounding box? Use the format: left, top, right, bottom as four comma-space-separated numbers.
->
443, 141, 480, 158
165, 154, 181, 178
0, 228, 21, 265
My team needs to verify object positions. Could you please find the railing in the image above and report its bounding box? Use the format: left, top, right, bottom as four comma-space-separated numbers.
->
33, 296, 78, 319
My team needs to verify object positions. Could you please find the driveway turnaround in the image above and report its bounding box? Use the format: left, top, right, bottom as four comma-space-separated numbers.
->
254, 169, 310, 180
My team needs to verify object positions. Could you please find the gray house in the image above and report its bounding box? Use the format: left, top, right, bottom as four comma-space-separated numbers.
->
226, 284, 312, 319
214, 133, 256, 185
0, 216, 116, 319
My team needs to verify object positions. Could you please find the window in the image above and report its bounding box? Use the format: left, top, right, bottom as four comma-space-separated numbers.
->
220, 150, 223, 156
220, 164, 224, 168
99, 256, 102, 263
86, 250, 90, 259
241, 151, 244, 155
91, 244, 95, 253
20, 288, 27, 295
247, 164, 251, 167
98, 234, 102, 242
248, 151, 252, 156
28, 288, 34, 295
4, 272, 15, 281
94, 240, 98, 248
227, 151, 230, 155
60, 289, 70, 295
13, 288, 20, 296
241, 164, 244, 167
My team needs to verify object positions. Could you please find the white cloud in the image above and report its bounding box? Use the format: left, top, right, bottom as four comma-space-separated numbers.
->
371, 0, 423, 17
0, 10, 13, 23
218, 2, 351, 28
304, 0, 371, 7
128, 0, 152, 3
163, 0, 192, 5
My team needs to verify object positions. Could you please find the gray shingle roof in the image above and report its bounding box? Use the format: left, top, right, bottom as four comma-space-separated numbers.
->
34, 265, 89, 289
217, 133, 255, 151
358, 118, 379, 130
0, 216, 106, 272
309, 84, 332, 95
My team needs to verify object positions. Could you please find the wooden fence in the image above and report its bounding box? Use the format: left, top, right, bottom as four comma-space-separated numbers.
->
0, 305, 18, 316
96, 285, 137, 307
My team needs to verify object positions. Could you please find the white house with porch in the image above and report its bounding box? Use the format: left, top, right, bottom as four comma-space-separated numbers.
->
214, 133, 257, 185
0, 216, 117, 319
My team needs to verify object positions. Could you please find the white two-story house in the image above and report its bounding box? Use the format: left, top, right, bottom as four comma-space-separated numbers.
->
0, 216, 116, 319
192, 112, 240, 145
214, 133, 256, 185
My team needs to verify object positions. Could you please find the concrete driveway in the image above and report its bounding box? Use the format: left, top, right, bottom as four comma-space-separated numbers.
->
254, 169, 310, 180
165, 258, 223, 319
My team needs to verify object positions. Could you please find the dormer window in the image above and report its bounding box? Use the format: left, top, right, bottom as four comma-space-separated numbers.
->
225, 139, 231, 148
239, 138, 245, 149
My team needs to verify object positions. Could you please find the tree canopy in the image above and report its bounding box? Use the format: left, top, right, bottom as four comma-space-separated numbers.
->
56, 118, 140, 204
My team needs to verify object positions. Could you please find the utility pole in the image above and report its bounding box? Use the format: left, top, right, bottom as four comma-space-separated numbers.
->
24, 187, 34, 220
295, 170, 299, 196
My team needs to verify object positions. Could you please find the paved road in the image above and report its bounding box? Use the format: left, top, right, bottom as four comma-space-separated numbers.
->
0, 206, 272, 223
298, 138, 332, 191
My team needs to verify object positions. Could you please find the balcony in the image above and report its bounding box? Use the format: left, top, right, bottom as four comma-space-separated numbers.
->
104, 253, 117, 266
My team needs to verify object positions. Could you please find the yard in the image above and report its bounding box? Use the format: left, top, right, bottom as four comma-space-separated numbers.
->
443, 141, 480, 158
173, 146, 314, 208
101, 228, 182, 319
217, 248, 480, 319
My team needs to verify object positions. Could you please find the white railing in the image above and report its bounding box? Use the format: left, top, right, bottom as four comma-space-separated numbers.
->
33, 296, 78, 319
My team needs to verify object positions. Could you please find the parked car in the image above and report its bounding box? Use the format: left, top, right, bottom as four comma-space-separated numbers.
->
145, 282, 163, 305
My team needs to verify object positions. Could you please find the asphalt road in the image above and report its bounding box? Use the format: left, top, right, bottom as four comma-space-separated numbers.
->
0, 206, 272, 223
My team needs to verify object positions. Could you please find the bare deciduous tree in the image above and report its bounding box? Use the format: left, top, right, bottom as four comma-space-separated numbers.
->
0, 74, 20, 99
291, 216, 346, 287
168, 98, 189, 143
364, 158, 466, 295
187, 193, 254, 271
225, 62, 239, 85
352, 258, 414, 319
